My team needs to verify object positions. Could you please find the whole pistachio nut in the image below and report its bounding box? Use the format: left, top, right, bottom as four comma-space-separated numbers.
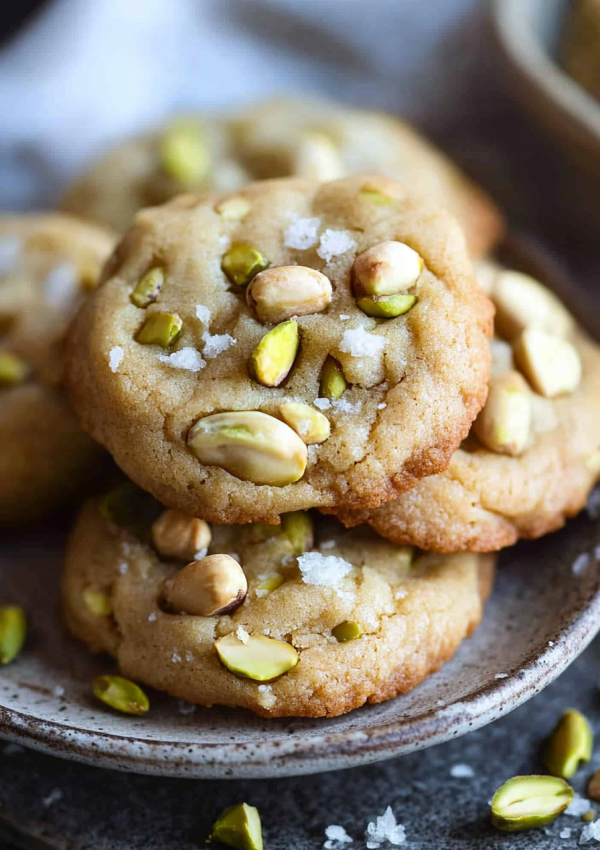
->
0, 351, 29, 387
293, 131, 345, 181
319, 355, 347, 400
92, 674, 149, 716
160, 554, 247, 617
359, 184, 393, 206
0, 606, 26, 665
473, 370, 531, 456
588, 770, 600, 804
160, 119, 209, 186
221, 244, 270, 287
491, 775, 573, 831
247, 266, 332, 324
187, 411, 308, 486
278, 402, 330, 445
130, 267, 164, 308
216, 196, 251, 221
215, 632, 299, 681
332, 620, 362, 642
151, 509, 212, 561
352, 240, 423, 298
281, 511, 314, 555
256, 574, 285, 595
83, 588, 113, 617
135, 312, 183, 348
249, 320, 299, 387
356, 293, 417, 319
493, 271, 574, 340
544, 709, 593, 778
209, 803, 263, 850
513, 329, 581, 398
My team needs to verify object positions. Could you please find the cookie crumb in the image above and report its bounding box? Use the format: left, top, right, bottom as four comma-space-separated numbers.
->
284, 215, 321, 250
236, 625, 250, 644
195, 304, 212, 325
450, 763, 474, 778
202, 331, 236, 359
257, 683, 277, 710
108, 346, 124, 373
298, 552, 353, 589
365, 807, 405, 848
339, 326, 386, 358
157, 347, 205, 372
317, 229, 356, 263
324, 824, 353, 848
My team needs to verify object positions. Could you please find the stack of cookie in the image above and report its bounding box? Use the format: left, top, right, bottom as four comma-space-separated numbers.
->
3, 99, 599, 719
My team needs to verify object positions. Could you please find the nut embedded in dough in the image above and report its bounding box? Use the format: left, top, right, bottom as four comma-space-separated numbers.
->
473, 371, 531, 457
352, 240, 423, 298
160, 554, 248, 617
151, 509, 212, 561
514, 329, 582, 399
247, 266, 333, 324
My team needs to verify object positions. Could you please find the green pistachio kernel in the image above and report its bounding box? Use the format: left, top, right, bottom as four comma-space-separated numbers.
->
0, 606, 26, 665
357, 293, 417, 319
491, 775, 573, 832
160, 119, 209, 186
248, 523, 280, 544
332, 621, 362, 642
359, 184, 393, 205
256, 574, 285, 595
583, 809, 597, 822
0, 351, 29, 387
209, 803, 263, 850
544, 709, 593, 778
135, 311, 182, 348
215, 633, 299, 681
130, 267, 164, 308
221, 244, 270, 287
281, 511, 314, 555
93, 675, 149, 716
98, 481, 163, 537
83, 588, 113, 617
319, 355, 347, 400
249, 320, 299, 387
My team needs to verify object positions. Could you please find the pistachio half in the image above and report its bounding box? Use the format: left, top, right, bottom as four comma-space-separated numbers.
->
513, 329, 581, 398
187, 411, 308, 486
221, 244, 270, 287
491, 775, 573, 831
160, 554, 247, 617
332, 621, 362, 642
256, 575, 285, 596
279, 402, 330, 445
151, 509, 212, 561
160, 119, 209, 186
135, 312, 182, 348
319, 355, 347, 400
359, 184, 393, 206
493, 271, 574, 340
356, 293, 417, 319
215, 633, 299, 681
216, 196, 251, 221
0, 606, 26, 665
473, 371, 531, 456
130, 267, 164, 308
0, 351, 29, 387
281, 511, 314, 555
209, 803, 263, 850
249, 321, 299, 387
247, 266, 332, 324
352, 241, 423, 298
93, 674, 149, 716
83, 588, 113, 617
544, 709, 593, 778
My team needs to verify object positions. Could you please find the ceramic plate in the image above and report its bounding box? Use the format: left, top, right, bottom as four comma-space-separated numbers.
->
0, 508, 599, 779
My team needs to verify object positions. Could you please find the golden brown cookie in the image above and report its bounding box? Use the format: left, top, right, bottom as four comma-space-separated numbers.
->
336, 264, 600, 552
65, 175, 493, 524
562, 0, 600, 102
62, 488, 494, 719
0, 214, 115, 524
60, 98, 503, 257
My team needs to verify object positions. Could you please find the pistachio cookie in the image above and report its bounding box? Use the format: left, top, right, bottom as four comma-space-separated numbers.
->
60, 97, 503, 257
0, 214, 115, 524
336, 264, 600, 552
65, 174, 493, 524
562, 0, 600, 103
62, 486, 495, 718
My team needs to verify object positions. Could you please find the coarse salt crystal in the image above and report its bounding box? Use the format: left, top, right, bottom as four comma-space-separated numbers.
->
185, 651, 194, 662
44, 262, 78, 308
494, 673, 508, 679
365, 807, 406, 848
178, 700, 196, 716
157, 347, 205, 372
580, 819, 600, 843
450, 764, 475, 778
236, 625, 250, 644
202, 331, 236, 359
320, 540, 336, 550
324, 824, 353, 848
256, 683, 277, 709
42, 788, 63, 808
0, 235, 22, 274
317, 229, 356, 263
314, 398, 332, 410
53, 685, 65, 697
172, 651, 182, 663
255, 589, 268, 598
573, 553, 591, 576
118, 562, 128, 575
394, 589, 407, 600
339, 314, 350, 321
298, 552, 353, 590
549, 641, 555, 646
560, 828, 571, 839
108, 346, 124, 373
284, 215, 321, 250
377, 403, 387, 410
332, 398, 362, 414
566, 793, 591, 817
195, 304, 212, 325
339, 326, 386, 358
148, 612, 157, 623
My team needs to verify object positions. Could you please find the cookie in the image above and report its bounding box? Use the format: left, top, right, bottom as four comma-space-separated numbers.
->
562, 0, 600, 102
62, 488, 495, 718
65, 174, 493, 524
336, 263, 600, 552
60, 97, 503, 257
0, 214, 115, 524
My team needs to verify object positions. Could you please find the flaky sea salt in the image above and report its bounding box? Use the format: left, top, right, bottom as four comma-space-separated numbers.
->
560, 828, 572, 839
580, 820, 600, 843
324, 824, 353, 848
44, 262, 78, 308
365, 807, 405, 848
339, 326, 386, 358
195, 304, 212, 325
0, 235, 22, 274
157, 347, 205, 372
236, 625, 250, 644
494, 673, 508, 679
148, 612, 157, 623
394, 589, 407, 600
53, 685, 65, 698
339, 314, 350, 321
108, 346, 124, 373
202, 331, 236, 359
332, 398, 362, 414
377, 403, 387, 410
450, 764, 474, 778
255, 589, 268, 598
185, 651, 194, 662
42, 788, 63, 808
118, 562, 128, 575
314, 398, 332, 410
566, 793, 591, 817
298, 552, 353, 589
284, 215, 321, 250
317, 229, 356, 263
573, 553, 591, 576
178, 700, 196, 716
257, 683, 277, 710
172, 651, 182, 663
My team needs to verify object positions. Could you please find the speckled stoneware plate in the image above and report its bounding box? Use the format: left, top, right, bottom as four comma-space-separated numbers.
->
0, 510, 598, 780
